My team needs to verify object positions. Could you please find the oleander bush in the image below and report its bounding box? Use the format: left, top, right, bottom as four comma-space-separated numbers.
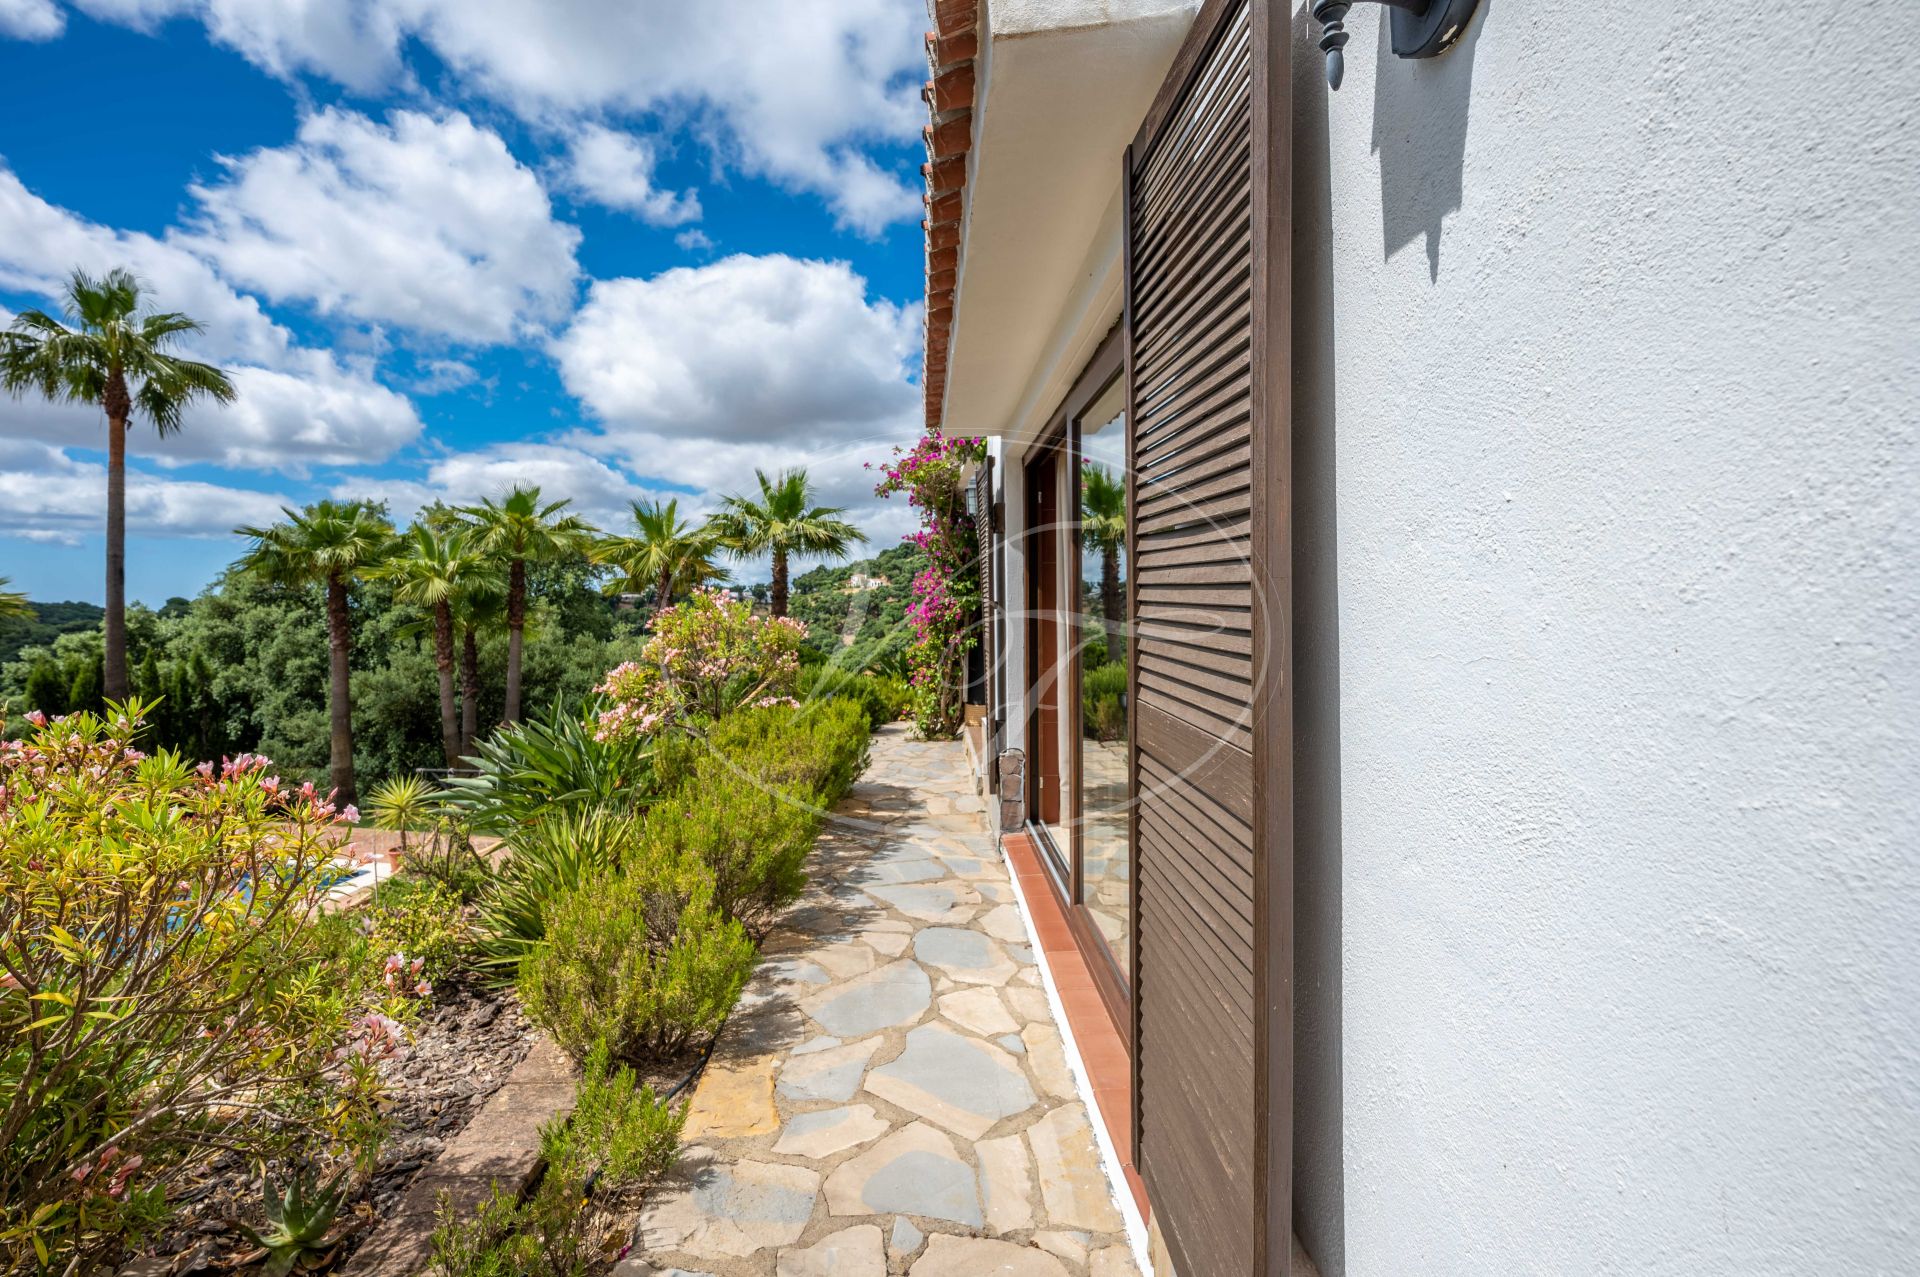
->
519, 869, 755, 1063
593, 587, 805, 737
0, 704, 397, 1272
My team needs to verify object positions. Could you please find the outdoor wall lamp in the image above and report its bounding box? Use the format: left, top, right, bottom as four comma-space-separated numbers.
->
1310, 0, 1481, 89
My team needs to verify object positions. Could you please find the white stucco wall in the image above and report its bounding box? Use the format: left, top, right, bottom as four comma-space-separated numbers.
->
1292, 2, 1920, 1274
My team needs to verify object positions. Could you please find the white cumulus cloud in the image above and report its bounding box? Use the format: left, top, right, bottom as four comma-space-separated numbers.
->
0, 439, 292, 543
562, 125, 700, 226
70, 0, 927, 234
181, 108, 581, 344
0, 186, 425, 473
341, 442, 674, 532
554, 253, 919, 445
0, 0, 64, 40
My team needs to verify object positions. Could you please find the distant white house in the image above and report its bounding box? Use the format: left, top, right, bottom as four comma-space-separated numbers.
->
846, 572, 890, 592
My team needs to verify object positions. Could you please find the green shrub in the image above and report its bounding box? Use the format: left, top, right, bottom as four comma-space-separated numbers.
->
633, 774, 818, 931
799, 665, 910, 730
397, 824, 494, 903
427, 1043, 684, 1277
632, 701, 870, 932
365, 877, 468, 982
703, 700, 872, 806
542, 1039, 684, 1189
442, 702, 654, 833
473, 807, 643, 975
1082, 661, 1129, 742
519, 870, 755, 1063
426, 1185, 531, 1277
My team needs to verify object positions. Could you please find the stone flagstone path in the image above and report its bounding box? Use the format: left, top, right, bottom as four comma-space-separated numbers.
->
627, 726, 1141, 1277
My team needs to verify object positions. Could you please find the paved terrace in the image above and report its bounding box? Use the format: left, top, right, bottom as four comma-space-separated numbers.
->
629, 726, 1142, 1276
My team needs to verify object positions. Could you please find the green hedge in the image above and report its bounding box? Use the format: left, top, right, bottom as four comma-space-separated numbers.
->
514, 700, 872, 1064
798, 665, 911, 731
519, 869, 754, 1062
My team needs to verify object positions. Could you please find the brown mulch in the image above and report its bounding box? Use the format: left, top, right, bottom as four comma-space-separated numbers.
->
121, 978, 535, 1276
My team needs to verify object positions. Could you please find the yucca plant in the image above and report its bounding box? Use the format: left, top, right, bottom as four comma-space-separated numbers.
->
236, 1165, 352, 1276
363, 774, 439, 854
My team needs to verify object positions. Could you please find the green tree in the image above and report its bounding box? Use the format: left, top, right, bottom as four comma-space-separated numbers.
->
377, 524, 478, 768
0, 578, 31, 623
595, 498, 731, 611
710, 469, 866, 618
461, 487, 595, 724
22, 658, 65, 716
1, 268, 236, 698
236, 500, 395, 804
1080, 463, 1128, 655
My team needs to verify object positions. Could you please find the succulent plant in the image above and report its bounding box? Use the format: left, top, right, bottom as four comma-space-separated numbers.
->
237, 1165, 352, 1276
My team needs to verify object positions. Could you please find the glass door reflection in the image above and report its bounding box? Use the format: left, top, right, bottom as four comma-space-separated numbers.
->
1072, 375, 1130, 984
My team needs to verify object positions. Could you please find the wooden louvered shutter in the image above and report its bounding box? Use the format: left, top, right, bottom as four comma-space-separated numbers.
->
1125, 0, 1291, 1273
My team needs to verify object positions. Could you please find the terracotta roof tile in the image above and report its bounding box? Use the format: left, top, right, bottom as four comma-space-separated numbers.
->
919, 1, 977, 432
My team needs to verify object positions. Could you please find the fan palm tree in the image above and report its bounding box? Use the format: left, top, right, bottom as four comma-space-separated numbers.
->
376, 524, 477, 769
236, 500, 395, 805
1080, 463, 1128, 657
0, 578, 32, 622
710, 469, 866, 618
461, 487, 595, 723
1, 268, 236, 698
595, 498, 731, 611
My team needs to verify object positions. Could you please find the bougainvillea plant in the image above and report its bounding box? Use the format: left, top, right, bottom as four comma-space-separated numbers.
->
594, 587, 806, 739
0, 702, 394, 1272
872, 430, 988, 738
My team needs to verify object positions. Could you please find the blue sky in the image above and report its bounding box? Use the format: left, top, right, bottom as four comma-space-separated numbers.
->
0, 0, 929, 604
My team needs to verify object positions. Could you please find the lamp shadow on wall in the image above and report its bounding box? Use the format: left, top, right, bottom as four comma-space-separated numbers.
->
1291, 5, 1346, 1274
1371, 0, 1489, 280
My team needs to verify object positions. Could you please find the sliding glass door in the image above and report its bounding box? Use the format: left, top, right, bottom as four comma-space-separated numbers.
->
1021, 334, 1133, 1030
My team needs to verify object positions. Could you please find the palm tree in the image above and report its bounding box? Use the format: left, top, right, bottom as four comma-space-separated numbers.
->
1080, 463, 1128, 658
376, 524, 474, 769
710, 469, 866, 618
461, 487, 595, 723
595, 498, 731, 611
1, 268, 236, 699
0, 578, 32, 622
236, 500, 395, 805
451, 578, 504, 756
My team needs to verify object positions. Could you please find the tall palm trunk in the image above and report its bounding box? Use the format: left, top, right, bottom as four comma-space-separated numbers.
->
770, 548, 789, 618
102, 371, 131, 701
459, 625, 480, 757
432, 599, 459, 769
324, 572, 356, 805
504, 558, 526, 723
656, 564, 673, 613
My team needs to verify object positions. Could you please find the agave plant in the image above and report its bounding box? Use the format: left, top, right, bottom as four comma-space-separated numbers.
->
440, 702, 654, 833
237, 1165, 352, 1276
